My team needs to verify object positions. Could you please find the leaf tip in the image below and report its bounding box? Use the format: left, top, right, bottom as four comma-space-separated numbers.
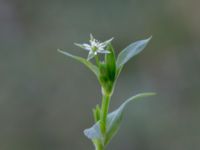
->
83, 128, 94, 140
57, 49, 63, 54
137, 92, 157, 98
74, 42, 80, 47
146, 92, 156, 96
145, 36, 152, 43
83, 129, 89, 138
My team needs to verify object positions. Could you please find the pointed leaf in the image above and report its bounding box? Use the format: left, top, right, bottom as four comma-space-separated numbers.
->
84, 92, 156, 145
105, 92, 155, 145
116, 37, 152, 69
105, 44, 116, 82
58, 49, 99, 77
84, 122, 102, 140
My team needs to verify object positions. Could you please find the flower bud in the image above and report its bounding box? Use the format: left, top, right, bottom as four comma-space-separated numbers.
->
98, 44, 116, 96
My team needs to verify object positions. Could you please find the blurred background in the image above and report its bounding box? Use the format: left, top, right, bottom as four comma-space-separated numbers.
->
1, 0, 200, 149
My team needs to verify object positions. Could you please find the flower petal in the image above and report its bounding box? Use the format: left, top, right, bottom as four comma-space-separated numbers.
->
98, 50, 110, 54
87, 51, 97, 60
90, 33, 94, 41
82, 44, 91, 50
74, 43, 91, 51
99, 38, 114, 47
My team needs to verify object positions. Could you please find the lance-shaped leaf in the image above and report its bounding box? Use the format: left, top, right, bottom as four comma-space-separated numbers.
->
105, 44, 116, 82
84, 92, 156, 145
58, 49, 99, 77
116, 37, 152, 69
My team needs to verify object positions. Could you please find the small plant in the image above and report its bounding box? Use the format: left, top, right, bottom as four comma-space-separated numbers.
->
58, 34, 155, 150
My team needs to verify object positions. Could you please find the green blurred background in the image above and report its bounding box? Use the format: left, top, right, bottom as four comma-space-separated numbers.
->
1, 0, 200, 149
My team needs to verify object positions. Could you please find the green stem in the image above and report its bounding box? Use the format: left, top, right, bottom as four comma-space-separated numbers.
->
95, 55, 100, 66
92, 89, 111, 150
100, 90, 111, 135
94, 141, 104, 150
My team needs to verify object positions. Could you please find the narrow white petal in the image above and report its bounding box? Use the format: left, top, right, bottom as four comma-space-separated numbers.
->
90, 33, 94, 41
74, 43, 85, 48
74, 43, 91, 51
98, 46, 105, 50
98, 50, 110, 54
83, 43, 90, 47
100, 37, 114, 47
82, 44, 92, 50
87, 51, 96, 60
90, 40, 96, 46
74, 43, 83, 47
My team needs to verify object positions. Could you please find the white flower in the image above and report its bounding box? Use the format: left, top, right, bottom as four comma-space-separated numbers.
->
74, 34, 113, 60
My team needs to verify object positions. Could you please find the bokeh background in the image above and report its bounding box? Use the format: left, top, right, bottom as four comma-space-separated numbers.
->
1, 0, 200, 150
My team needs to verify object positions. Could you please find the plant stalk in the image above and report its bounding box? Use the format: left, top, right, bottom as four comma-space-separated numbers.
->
95, 142, 104, 150
100, 90, 111, 136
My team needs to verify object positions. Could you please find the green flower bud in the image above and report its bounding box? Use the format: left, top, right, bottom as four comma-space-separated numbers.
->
98, 44, 116, 96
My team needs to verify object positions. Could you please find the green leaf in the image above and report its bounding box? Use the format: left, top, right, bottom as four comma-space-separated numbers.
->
116, 37, 152, 69
105, 92, 155, 145
97, 44, 116, 95
105, 44, 116, 82
93, 105, 101, 122
57, 49, 99, 77
84, 92, 156, 145
98, 62, 114, 95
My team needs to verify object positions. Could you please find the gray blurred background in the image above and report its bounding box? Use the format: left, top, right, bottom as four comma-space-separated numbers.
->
1, 0, 200, 150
